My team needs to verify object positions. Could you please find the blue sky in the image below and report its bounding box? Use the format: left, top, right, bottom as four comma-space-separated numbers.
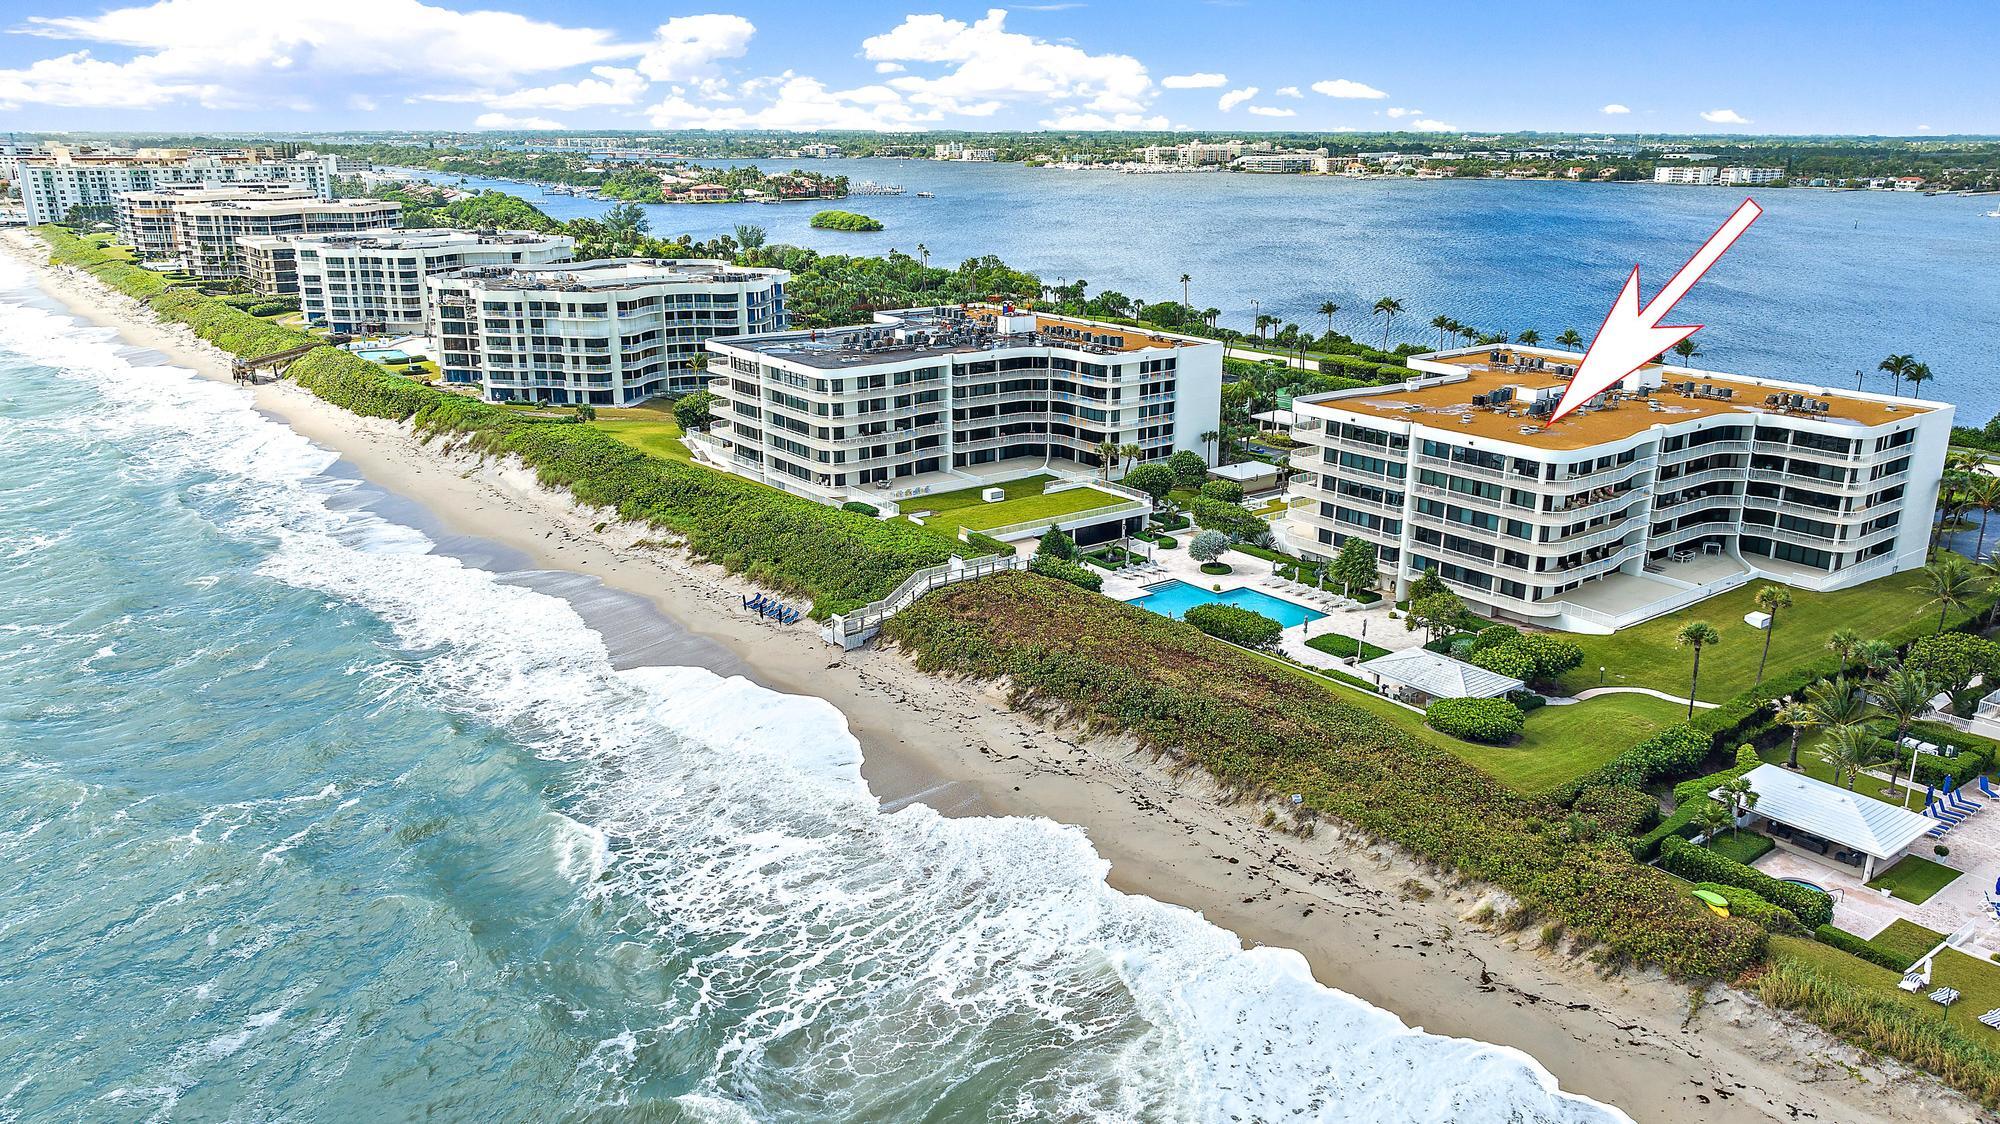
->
1, 1, 1993, 135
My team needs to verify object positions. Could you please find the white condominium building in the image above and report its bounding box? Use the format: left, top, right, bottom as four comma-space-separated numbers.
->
695, 305, 1223, 502
17, 153, 341, 226
1722, 166, 1785, 185
168, 197, 402, 283
1284, 346, 1952, 633
1653, 165, 1722, 185
115, 183, 312, 262
236, 228, 575, 334
426, 258, 788, 406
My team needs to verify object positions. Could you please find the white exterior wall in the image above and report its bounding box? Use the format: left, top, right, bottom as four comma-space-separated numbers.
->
279, 230, 575, 335
20, 155, 338, 226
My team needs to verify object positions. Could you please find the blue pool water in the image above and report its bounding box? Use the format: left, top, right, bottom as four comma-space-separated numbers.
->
352, 347, 410, 362
1131, 580, 1326, 628
1782, 877, 1831, 895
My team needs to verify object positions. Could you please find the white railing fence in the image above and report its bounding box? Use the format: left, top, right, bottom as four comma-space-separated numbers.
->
821, 553, 1026, 648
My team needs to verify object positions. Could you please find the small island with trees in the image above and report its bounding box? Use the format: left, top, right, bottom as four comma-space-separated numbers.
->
810, 209, 884, 232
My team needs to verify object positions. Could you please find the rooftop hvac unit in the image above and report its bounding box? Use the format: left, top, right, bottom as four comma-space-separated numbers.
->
1472, 394, 1489, 408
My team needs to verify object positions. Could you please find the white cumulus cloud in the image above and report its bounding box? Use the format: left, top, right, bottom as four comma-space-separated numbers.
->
1041, 110, 1169, 129
1383, 106, 1421, 119
1311, 78, 1387, 99
1161, 72, 1227, 89
1700, 108, 1752, 124
862, 9, 1152, 116
1600, 102, 1631, 115
647, 72, 931, 131
1273, 85, 1301, 98
1409, 118, 1458, 132
477, 66, 649, 111
1217, 85, 1256, 112
1246, 105, 1294, 117
636, 14, 754, 82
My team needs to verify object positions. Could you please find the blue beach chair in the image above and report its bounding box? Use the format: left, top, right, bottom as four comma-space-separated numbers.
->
1980, 775, 2000, 801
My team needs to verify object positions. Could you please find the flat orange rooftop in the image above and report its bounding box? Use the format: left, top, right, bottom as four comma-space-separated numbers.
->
965, 306, 1203, 351
1313, 349, 1932, 451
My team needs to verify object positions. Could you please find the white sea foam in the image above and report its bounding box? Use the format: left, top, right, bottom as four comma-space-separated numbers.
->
0, 253, 1629, 1123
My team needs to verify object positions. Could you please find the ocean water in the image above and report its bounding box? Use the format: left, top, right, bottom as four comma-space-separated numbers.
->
407, 159, 2000, 422
0, 253, 1623, 1121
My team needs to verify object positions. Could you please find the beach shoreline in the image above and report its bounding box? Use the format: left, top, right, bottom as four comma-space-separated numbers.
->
3, 227, 1974, 1124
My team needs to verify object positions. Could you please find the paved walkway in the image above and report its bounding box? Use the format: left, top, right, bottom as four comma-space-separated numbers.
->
1559, 686, 1720, 710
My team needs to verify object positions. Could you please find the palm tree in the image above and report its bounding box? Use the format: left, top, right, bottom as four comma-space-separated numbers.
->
1253, 313, 1277, 339
1905, 360, 1936, 398
1179, 273, 1192, 306
1816, 723, 1876, 790
1774, 700, 1816, 770
1752, 585, 1793, 685
1318, 300, 1339, 335
1914, 556, 1978, 633
1717, 776, 1760, 843
1979, 555, 2000, 628
1671, 338, 1702, 364
1825, 627, 1863, 669
1516, 328, 1541, 346
1372, 297, 1403, 350
1674, 621, 1721, 718
1199, 429, 1220, 466
1877, 353, 1915, 396
1875, 667, 1935, 804
1694, 799, 1735, 846
1430, 314, 1453, 350
1855, 639, 1900, 677
915, 242, 929, 269
1118, 441, 1142, 473
1967, 473, 2000, 562
1555, 328, 1584, 350
1093, 439, 1120, 480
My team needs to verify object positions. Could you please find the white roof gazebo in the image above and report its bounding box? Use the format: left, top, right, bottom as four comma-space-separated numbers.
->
1358, 648, 1523, 703
1737, 764, 1937, 880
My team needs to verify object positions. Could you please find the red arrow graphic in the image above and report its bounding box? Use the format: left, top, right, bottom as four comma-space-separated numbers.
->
1547, 198, 1763, 425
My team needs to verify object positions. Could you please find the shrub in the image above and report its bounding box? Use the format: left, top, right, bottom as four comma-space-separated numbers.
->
1123, 463, 1175, 501
1305, 633, 1388, 661
1167, 449, 1208, 487
1554, 724, 1714, 805
1424, 697, 1525, 744
1184, 603, 1283, 649
1199, 478, 1246, 503
1626, 745, 1764, 859
1698, 884, 1807, 935
1508, 689, 1548, 713
1189, 495, 1267, 541
1151, 511, 1190, 532
1469, 645, 1536, 681
1188, 529, 1229, 563
1199, 561, 1232, 575
1913, 751, 1991, 788
1037, 526, 1076, 560
1028, 553, 1103, 592
1812, 925, 1913, 971
841, 500, 880, 516
883, 573, 1766, 980
1570, 784, 1661, 836
1660, 836, 1834, 928
671, 391, 713, 434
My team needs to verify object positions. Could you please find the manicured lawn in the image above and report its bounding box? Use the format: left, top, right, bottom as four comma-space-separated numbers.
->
1868, 855, 1963, 904
1555, 553, 1997, 703
1481, 693, 1688, 794
1305, 633, 1389, 661
590, 403, 693, 465
1703, 829, 1775, 864
909, 476, 1128, 532
1873, 919, 1949, 963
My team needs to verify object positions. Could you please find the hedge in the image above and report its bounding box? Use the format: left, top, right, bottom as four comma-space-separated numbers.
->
1028, 553, 1103, 593
884, 573, 1766, 978
1698, 883, 1808, 935
1628, 744, 1766, 860
1424, 697, 1525, 743
1913, 748, 1994, 789
1813, 924, 1914, 972
1660, 836, 1834, 929
841, 500, 880, 516
1304, 633, 1388, 661
1571, 784, 1660, 837
1184, 603, 1283, 650
1550, 724, 1713, 806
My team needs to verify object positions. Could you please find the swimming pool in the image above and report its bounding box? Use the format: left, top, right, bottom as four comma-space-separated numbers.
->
1129, 580, 1325, 629
352, 348, 411, 363
1782, 877, 1831, 895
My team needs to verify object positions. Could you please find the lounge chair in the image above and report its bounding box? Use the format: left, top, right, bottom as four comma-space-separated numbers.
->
1900, 965, 1931, 992
1932, 987, 1962, 1008
1980, 1009, 2000, 1030
1928, 801, 1971, 825
1981, 775, 2000, 800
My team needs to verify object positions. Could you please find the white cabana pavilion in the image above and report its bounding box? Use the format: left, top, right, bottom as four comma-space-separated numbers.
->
1736, 764, 1937, 880
1358, 648, 1523, 705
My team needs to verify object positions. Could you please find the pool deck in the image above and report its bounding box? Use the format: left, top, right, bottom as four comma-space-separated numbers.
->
1078, 530, 1428, 669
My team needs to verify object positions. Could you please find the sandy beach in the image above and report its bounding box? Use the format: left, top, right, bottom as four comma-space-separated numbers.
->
3, 227, 1977, 1124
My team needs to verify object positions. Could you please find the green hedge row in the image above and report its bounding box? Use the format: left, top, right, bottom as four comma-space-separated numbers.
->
1629, 745, 1764, 861
1424, 697, 1525, 743
1813, 924, 1915, 972
1549, 724, 1713, 807
1027, 553, 1102, 593
1660, 836, 1834, 929
1698, 882, 1807, 935
885, 572, 1767, 979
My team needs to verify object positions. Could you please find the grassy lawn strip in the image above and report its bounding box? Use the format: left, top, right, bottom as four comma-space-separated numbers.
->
1868, 856, 1964, 904
1498, 693, 1688, 794
1556, 555, 1996, 703
1305, 633, 1389, 661
1872, 919, 1950, 964
1703, 829, 1775, 865
589, 403, 694, 465
908, 476, 1127, 532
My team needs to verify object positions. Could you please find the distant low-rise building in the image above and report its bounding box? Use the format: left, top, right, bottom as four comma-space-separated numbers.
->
1721, 166, 1785, 185
1653, 166, 1721, 185
426, 258, 788, 405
